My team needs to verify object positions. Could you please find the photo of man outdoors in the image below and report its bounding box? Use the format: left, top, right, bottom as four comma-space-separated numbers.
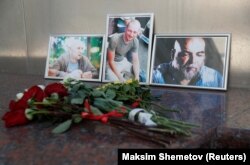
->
46, 35, 104, 81
106, 19, 141, 82
104, 14, 153, 83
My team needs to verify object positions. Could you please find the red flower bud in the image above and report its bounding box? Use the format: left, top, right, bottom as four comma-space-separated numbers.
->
44, 83, 68, 97
2, 109, 29, 127
22, 86, 45, 102
2, 85, 45, 127
131, 101, 140, 108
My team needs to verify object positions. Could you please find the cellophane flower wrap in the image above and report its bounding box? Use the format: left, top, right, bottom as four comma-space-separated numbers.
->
2, 78, 197, 147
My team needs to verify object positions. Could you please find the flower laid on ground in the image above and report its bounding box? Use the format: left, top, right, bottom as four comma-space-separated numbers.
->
2, 78, 197, 147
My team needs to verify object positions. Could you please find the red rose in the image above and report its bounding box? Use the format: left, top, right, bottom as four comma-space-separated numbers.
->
2, 100, 30, 127
8, 86, 45, 112
21, 85, 45, 102
2, 85, 45, 127
9, 99, 28, 113
2, 110, 29, 127
131, 98, 141, 108
44, 83, 68, 97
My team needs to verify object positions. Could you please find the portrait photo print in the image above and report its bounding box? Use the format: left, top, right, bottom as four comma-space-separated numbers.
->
45, 34, 105, 82
102, 13, 154, 84
150, 34, 231, 90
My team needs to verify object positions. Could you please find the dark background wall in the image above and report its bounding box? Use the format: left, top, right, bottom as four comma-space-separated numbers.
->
0, 0, 250, 88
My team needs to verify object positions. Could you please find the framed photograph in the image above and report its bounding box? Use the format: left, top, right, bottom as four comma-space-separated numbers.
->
150, 34, 231, 90
102, 13, 154, 84
45, 34, 105, 82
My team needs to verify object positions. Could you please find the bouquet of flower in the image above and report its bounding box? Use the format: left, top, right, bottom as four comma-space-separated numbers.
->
2, 79, 197, 147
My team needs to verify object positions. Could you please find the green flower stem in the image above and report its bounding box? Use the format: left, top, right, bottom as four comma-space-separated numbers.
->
147, 127, 177, 134
168, 119, 199, 127
109, 118, 171, 147
163, 120, 194, 129
33, 102, 57, 106
114, 125, 170, 147
151, 116, 195, 135
139, 100, 179, 112
30, 110, 72, 118
33, 101, 83, 113
114, 94, 179, 113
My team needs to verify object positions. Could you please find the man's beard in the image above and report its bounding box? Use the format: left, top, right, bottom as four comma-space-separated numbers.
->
172, 63, 203, 81
181, 64, 201, 80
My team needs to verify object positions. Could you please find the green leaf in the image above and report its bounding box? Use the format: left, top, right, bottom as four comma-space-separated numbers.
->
90, 105, 103, 115
123, 85, 130, 92
93, 98, 123, 112
116, 95, 130, 101
108, 99, 123, 107
105, 89, 116, 99
77, 90, 86, 99
84, 83, 92, 89
130, 87, 136, 94
52, 119, 72, 134
93, 99, 110, 111
92, 90, 105, 97
71, 83, 81, 92
72, 114, 83, 123
71, 98, 84, 104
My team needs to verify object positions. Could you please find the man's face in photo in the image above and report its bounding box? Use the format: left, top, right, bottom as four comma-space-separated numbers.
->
172, 38, 206, 80
124, 21, 140, 42
70, 40, 84, 61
